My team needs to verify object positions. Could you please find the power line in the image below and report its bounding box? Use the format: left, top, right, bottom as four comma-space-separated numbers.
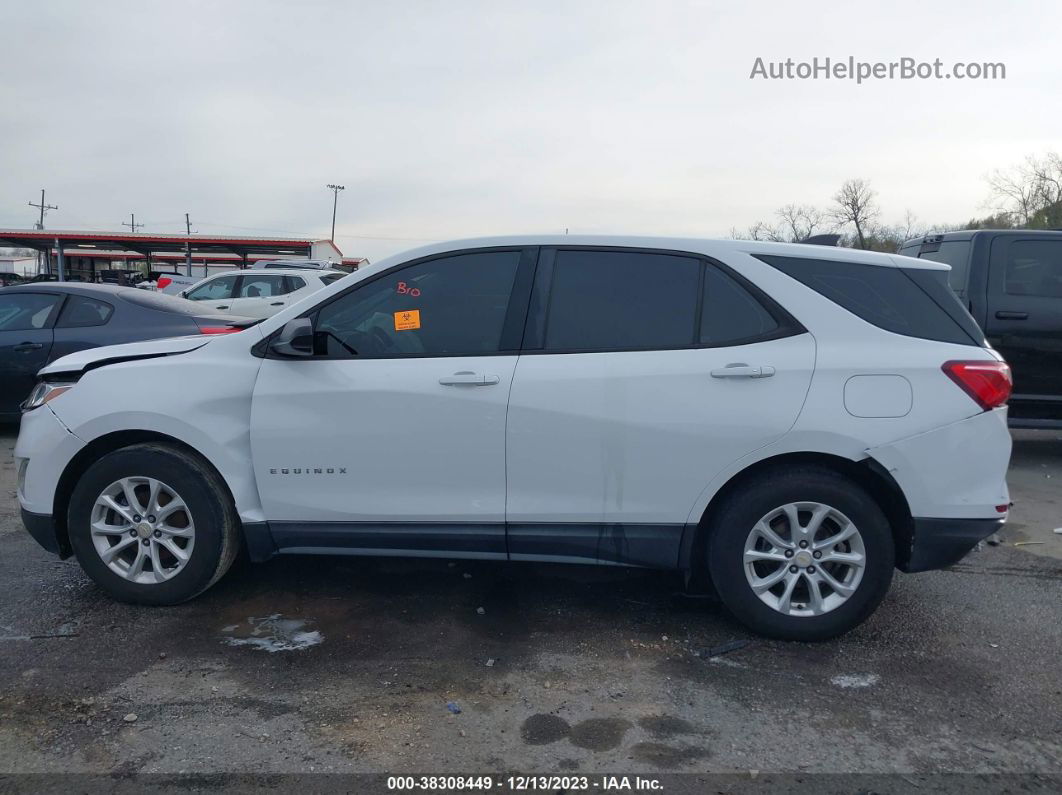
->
28, 189, 58, 230
121, 213, 143, 233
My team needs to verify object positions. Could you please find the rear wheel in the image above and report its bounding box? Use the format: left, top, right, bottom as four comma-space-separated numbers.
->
68, 443, 240, 605
706, 466, 895, 641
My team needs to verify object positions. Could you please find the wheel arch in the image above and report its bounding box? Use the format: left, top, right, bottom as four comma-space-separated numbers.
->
52, 430, 239, 558
680, 451, 914, 588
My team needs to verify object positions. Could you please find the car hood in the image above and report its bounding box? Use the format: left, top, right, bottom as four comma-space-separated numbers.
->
39, 336, 212, 377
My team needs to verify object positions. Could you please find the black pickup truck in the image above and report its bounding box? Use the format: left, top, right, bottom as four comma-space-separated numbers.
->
899, 229, 1062, 428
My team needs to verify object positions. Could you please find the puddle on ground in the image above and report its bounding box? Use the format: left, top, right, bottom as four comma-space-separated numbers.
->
568, 717, 631, 751
521, 713, 571, 745
220, 614, 323, 652
830, 673, 880, 688
520, 714, 631, 752
637, 715, 696, 739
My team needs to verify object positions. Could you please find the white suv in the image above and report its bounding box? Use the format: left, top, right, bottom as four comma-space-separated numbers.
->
14, 237, 1012, 640
178, 268, 346, 318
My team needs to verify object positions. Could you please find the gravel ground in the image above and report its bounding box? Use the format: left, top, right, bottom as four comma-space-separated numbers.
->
0, 426, 1059, 787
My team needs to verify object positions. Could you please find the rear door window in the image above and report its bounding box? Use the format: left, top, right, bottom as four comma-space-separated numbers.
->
757, 255, 982, 346
0, 293, 62, 330
544, 250, 700, 351
1004, 240, 1062, 298
236, 274, 287, 298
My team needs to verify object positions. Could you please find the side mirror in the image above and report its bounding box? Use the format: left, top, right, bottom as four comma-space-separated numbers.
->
269, 317, 315, 357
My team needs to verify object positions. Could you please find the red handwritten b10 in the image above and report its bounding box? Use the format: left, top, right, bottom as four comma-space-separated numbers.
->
396, 281, 421, 297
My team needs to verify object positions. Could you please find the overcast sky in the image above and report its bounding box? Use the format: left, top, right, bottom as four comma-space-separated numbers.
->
1, 0, 1059, 261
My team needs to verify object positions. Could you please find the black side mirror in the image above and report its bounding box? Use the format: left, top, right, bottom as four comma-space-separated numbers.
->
269, 317, 315, 357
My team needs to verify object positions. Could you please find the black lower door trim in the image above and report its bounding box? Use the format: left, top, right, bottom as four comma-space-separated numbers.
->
260, 521, 686, 569
507, 523, 685, 569
269, 521, 507, 558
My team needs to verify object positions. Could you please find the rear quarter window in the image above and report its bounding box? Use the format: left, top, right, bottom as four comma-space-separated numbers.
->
56, 295, 114, 328
756, 255, 983, 346
915, 240, 972, 295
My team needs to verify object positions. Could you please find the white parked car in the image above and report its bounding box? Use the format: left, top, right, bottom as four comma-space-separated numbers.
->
177, 268, 346, 318
15, 236, 1012, 640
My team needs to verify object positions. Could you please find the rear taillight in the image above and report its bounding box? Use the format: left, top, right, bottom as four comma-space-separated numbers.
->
942, 360, 1012, 410
157, 277, 172, 290
198, 326, 242, 335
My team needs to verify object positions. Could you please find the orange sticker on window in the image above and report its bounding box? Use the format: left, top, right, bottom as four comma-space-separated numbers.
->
394, 309, 421, 331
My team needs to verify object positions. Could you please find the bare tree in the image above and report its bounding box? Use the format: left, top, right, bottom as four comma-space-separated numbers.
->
986, 152, 1062, 226
986, 159, 1040, 226
776, 204, 831, 242
0, 247, 37, 258
1028, 152, 1062, 221
729, 220, 786, 242
897, 209, 925, 242
831, 178, 880, 249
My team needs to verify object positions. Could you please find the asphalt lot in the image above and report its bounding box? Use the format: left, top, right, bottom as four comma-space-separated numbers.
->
0, 426, 1059, 784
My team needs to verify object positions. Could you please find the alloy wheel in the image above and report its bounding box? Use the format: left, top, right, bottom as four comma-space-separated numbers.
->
89, 477, 196, 584
743, 501, 866, 617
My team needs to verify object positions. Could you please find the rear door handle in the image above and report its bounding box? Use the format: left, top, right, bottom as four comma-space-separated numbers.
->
216, 305, 230, 310
438, 371, 500, 386
270, 301, 285, 306
995, 310, 1028, 320
13, 342, 44, 352
710, 363, 776, 379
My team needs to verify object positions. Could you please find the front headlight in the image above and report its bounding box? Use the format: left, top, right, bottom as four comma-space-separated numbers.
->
21, 382, 75, 412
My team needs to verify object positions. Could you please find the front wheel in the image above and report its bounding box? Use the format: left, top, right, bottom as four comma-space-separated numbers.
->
68, 443, 241, 605
706, 466, 895, 641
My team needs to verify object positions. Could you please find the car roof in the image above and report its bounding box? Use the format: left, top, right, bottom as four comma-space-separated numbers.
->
243, 268, 345, 276
198, 268, 344, 277
357, 234, 948, 273
901, 227, 1062, 248
1, 281, 137, 296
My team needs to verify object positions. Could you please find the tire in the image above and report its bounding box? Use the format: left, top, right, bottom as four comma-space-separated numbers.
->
67, 443, 241, 605
706, 465, 895, 641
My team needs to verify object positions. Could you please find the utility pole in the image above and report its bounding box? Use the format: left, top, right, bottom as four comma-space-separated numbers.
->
185, 212, 193, 276
28, 190, 58, 275
122, 213, 143, 233
326, 184, 345, 242
28, 189, 58, 230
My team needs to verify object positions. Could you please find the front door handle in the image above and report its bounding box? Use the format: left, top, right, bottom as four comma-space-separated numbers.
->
13, 342, 44, 352
711, 363, 776, 379
270, 301, 284, 306
216, 305, 230, 310
438, 371, 500, 386
995, 310, 1028, 320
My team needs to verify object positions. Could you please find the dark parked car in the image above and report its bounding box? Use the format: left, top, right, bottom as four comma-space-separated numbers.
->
1, 272, 25, 287
0, 283, 257, 419
899, 229, 1062, 428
